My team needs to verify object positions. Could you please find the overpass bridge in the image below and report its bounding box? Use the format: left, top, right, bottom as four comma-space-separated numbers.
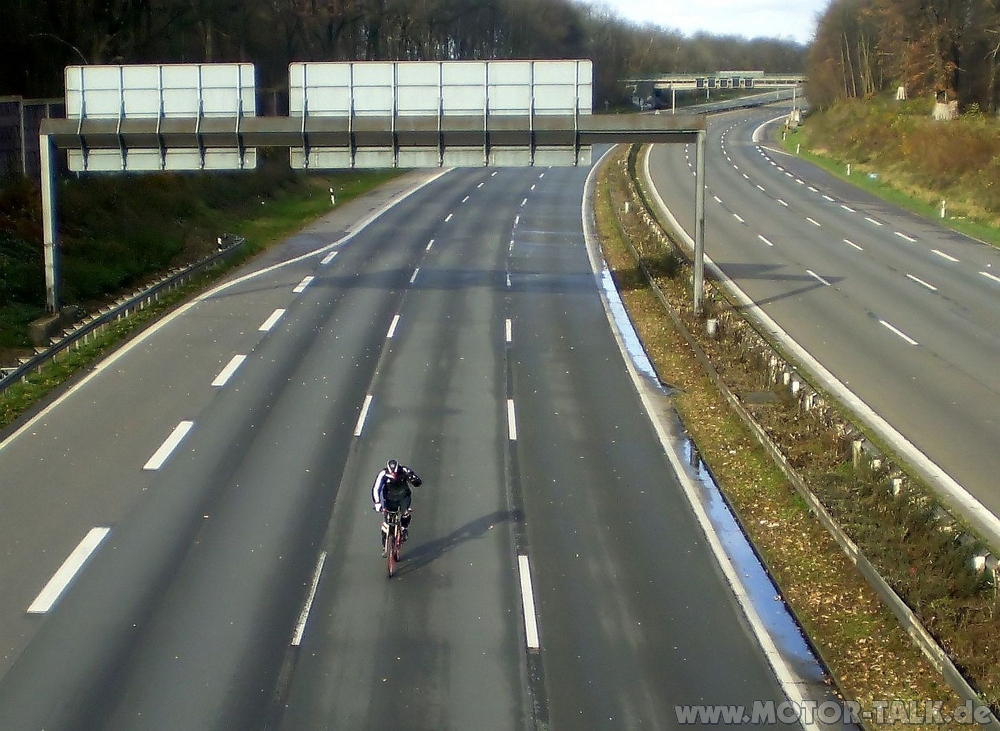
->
627, 70, 806, 111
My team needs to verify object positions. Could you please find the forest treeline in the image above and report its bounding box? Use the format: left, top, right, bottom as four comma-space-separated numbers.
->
809, 0, 1000, 111
1, 0, 805, 108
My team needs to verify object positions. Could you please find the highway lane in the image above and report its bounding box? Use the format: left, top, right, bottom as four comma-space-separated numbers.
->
647, 108, 1000, 529
0, 162, 815, 729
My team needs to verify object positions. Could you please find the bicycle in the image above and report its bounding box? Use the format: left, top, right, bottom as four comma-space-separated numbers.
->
382, 508, 404, 578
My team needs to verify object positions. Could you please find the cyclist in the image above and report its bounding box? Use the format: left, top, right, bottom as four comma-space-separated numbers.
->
371, 459, 422, 556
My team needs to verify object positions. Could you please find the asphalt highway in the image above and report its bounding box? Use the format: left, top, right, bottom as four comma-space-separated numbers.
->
0, 161, 811, 729
646, 108, 1000, 536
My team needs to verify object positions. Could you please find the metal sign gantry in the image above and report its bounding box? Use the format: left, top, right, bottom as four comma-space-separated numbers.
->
39, 61, 709, 314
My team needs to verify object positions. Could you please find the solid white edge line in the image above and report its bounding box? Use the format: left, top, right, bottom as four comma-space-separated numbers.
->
505, 318, 512, 344
354, 394, 373, 437
386, 314, 400, 339
507, 399, 517, 441
517, 555, 540, 650
292, 276, 314, 293
0, 169, 452, 459
27, 527, 111, 614
907, 274, 938, 291
320, 251, 338, 265
211, 354, 247, 387
880, 320, 920, 345
143, 420, 194, 471
589, 147, 821, 730
259, 308, 286, 332
409, 268, 420, 284
291, 551, 327, 646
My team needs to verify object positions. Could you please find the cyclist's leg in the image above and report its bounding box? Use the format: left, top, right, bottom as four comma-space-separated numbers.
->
399, 494, 412, 540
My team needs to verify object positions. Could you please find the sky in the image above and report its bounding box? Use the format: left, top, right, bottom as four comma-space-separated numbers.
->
588, 0, 830, 45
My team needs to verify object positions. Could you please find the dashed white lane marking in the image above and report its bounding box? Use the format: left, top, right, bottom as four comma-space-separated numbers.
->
386, 314, 400, 339
907, 274, 938, 291
426, 239, 434, 252
514, 215, 520, 227
506, 273, 512, 288
320, 251, 338, 265
742, 173, 749, 180
807, 270, 832, 286
844, 239, 864, 251
840, 204, 856, 213
27, 527, 111, 614
507, 399, 517, 441
822, 195, 835, 202
293, 276, 314, 293
143, 420, 195, 470
895, 232, 917, 243
756, 185, 766, 192
259, 308, 286, 332
491, 171, 498, 177
505, 318, 512, 344
865, 216, 884, 226
461, 196, 470, 203
477, 182, 485, 188
517, 555, 540, 650
806, 217, 821, 227
530, 184, 536, 191
354, 394, 374, 437
409, 268, 420, 284
758, 235, 774, 247
291, 551, 327, 646
983, 270, 1000, 284
880, 320, 919, 346
807, 186, 818, 193
509, 239, 514, 253
444, 213, 454, 222
933, 249, 959, 262
212, 355, 247, 387
733, 213, 745, 224
713, 195, 723, 204
538, 172, 545, 178
795, 179, 805, 185
777, 199, 788, 207
521, 198, 528, 207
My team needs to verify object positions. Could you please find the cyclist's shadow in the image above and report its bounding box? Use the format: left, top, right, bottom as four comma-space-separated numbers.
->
394, 509, 520, 576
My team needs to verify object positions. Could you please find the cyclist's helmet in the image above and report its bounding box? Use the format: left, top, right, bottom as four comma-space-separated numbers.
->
386, 458, 399, 476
